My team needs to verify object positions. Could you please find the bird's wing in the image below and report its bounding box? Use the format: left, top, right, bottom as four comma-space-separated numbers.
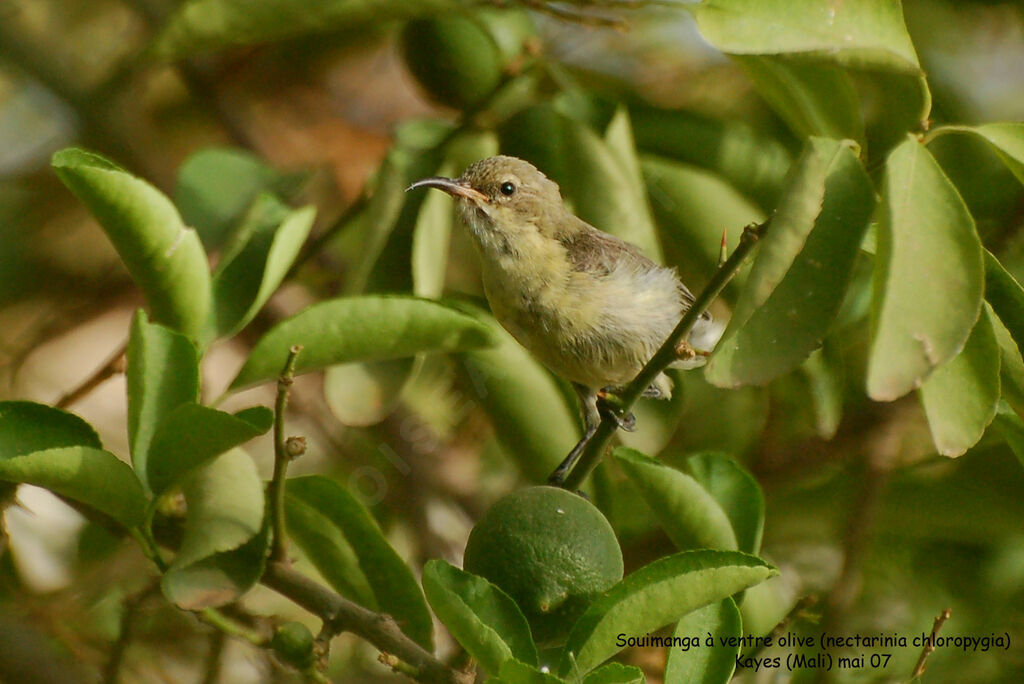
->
560, 223, 710, 320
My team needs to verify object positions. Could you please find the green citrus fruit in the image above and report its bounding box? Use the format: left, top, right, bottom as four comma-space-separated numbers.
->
463, 486, 623, 644
399, 11, 534, 111
270, 621, 315, 669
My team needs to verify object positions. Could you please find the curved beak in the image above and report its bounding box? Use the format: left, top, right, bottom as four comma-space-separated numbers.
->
406, 177, 488, 203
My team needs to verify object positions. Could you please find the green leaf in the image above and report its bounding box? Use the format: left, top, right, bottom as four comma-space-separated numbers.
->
210, 194, 316, 339
583, 663, 645, 684
558, 550, 776, 677
496, 659, 566, 684
0, 446, 146, 529
799, 341, 845, 440
685, 453, 764, 557
0, 401, 101, 457
867, 136, 984, 400
732, 55, 863, 142
631, 106, 792, 211
52, 148, 211, 339
286, 476, 433, 649
984, 250, 1024, 354
706, 138, 874, 387
422, 560, 538, 675
642, 155, 764, 295
175, 147, 294, 250
146, 403, 273, 496
615, 448, 738, 552
501, 104, 663, 262
691, 0, 929, 150
455, 309, 580, 482
991, 310, 1024, 421
229, 295, 497, 391
360, 120, 452, 295
152, 0, 461, 59
664, 598, 741, 684
692, 0, 920, 71
323, 358, 417, 427
933, 123, 1024, 187
284, 494, 375, 607
162, 449, 267, 609
919, 306, 1000, 457
127, 310, 200, 487
993, 405, 1024, 469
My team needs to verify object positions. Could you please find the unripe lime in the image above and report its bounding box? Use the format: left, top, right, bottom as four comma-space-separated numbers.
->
463, 486, 623, 644
400, 11, 534, 110
270, 621, 315, 669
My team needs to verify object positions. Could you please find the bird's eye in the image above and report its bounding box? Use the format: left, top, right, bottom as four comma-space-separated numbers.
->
499, 181, 516, 197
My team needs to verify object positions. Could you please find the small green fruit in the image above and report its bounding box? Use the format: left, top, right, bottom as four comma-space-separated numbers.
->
463, 486, 623, 644
271, 621, 315, 669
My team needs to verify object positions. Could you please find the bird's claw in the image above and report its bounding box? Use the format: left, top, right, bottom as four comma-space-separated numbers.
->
596, 391, 636, 432
674, 339, 709, 361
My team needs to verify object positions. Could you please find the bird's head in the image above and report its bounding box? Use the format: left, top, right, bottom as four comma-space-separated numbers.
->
407, 156, 568, 246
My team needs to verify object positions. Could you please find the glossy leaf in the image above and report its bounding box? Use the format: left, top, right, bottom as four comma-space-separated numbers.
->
642, 155, 764, 294
934, 123, 1024, 186
706, 138, 874, 387
361, 120, 451, 294
496, 659, 566, 684
228, 295, 496, 391
127, 310, 200, 486
583, 663, 645, 684
664, 598, 741, 684
732, 55, 863, 142
984, 250, 1024, 354
152, 0, 460, 59
0, 446, 146, 528
632, 107, 792, 211
615, 448, 738, 552
867, 136, 984, 400
455, 309, 580, 482
0, 401, 100, 457
919, 306, 1000, 457
692, 0, 920, 71
162, 449, 267, 609
52, 149, 211, 339
422, 560, 537, 675
210, 194, 315, 339
286, 476, 433, 649
175, 147, 294, 250
992, 311, 1024, 421
558, 550, 776, 676
685, 453, 765, 557
993, 405, 1024, 469
284, 493, 375, 607
146, 403, 272, 496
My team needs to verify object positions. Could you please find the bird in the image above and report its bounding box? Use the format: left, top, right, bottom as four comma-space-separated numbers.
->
408, 155, 710, 485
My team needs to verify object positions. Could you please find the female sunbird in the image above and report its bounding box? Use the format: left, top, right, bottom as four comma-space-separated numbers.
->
409, 156, 710, 484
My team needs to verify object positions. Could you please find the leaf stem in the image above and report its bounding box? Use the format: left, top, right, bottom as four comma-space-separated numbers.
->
198, 608, 267, 646
269, 345, 303, 563
562, 217, 770, 490
261, 561, 473, 684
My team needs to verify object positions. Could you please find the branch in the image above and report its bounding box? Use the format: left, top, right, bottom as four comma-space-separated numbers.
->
261, 562, 473, 684
269, 345, 303, 563
562, 217, 769, 490
56, 339, 128, 409
911, 608, 952, 679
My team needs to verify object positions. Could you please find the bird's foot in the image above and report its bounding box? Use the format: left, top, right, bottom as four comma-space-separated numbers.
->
674, 339, 710, 361
596, 390, 636, 432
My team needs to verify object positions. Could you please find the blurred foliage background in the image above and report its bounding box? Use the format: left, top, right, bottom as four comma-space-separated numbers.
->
1, 0, 1023, 682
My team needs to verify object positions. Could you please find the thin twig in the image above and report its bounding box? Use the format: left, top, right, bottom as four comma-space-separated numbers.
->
911, 609, 952, 679
261, 562, 473, 684
562, 217, 770, 490
269, 345, 303, 563
56, 339, 128, 409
